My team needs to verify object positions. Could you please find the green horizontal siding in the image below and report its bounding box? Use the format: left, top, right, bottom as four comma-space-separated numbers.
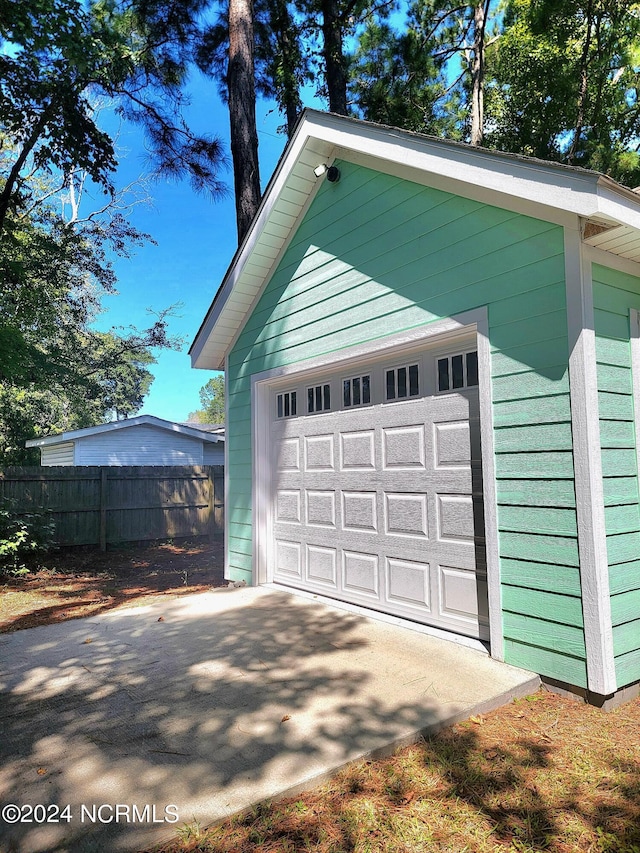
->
597, 362, 633, 394
226, 159, 583, 685
493, 423, 573, 453
497, 479, 576, 508
503, 639, 587, 688
503, 613, 586, 660
601, 448, 638, 477
604, 504, 640, 535
613, 619, 640, 656
613, 648, 640, 689
499, 531, 580, 566
606, 532, 640, 566
593, 264, 640, 688
611, 588, 640, 626
608, 559, 640, 595
602, 476, 639, 507
502, 586, 583, 626
492, 394, 571, 427
595, 335, 631, 368
593, 308, 630, 341
599, 420, 636, 449
495, 452, 574, 479
498, 506, 577, 536
598, 391, 635, 421
501, 558, 581, 595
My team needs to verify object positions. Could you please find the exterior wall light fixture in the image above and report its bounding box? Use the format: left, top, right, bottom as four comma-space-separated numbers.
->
313, 163, 341, 183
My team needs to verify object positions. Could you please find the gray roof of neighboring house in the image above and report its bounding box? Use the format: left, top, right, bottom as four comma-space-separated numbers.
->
26, 415, 225, 448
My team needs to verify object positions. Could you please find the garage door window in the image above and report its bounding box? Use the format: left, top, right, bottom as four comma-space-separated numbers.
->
307, 383, 331, 414
437, 351, 478, 392
343, 374, 371, 407
276, 391, 297, 418
385, 364, 419, 401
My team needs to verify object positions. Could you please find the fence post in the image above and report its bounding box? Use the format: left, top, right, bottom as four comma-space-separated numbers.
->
207, 468, 215, 543
99, 468, 108, 551
214, 466, 224, 540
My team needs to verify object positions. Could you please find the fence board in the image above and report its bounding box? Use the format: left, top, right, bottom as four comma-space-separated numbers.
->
0, 466, 224, 549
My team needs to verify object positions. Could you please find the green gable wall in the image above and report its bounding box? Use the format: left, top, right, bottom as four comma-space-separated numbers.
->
227, 160, 586, 686
593, 263, 640, 689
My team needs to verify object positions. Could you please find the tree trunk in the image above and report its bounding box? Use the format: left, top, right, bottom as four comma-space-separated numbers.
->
567, 0, 594, 165
0, 109, 51, 237
470, 0, 489, 146
271, 0, 302, 137
321, 0, 348, 115
228, 0, 261, 242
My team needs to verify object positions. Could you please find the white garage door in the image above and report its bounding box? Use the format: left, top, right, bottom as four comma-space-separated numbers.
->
269, 346, 489, 640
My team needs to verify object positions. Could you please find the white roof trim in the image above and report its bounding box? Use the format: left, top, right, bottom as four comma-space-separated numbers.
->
190, 109, 640, 371
26, 415, 224, 448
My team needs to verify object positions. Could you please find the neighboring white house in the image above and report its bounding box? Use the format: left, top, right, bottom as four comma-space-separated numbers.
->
26, 415, 225, 466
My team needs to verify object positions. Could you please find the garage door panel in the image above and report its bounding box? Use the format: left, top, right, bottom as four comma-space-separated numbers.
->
424, 537, 477, 571
342, 491, 378, 532
305, 489, 337, 528
306, 544, 338, 588
384, 493, 429, 538
275, 539, 302, 579
276, 489, 302, 524
439, 564, 484, 625
434, 421, 472, 468
304, 434, 335, 471
275, 437, 301, 472
343, 550, 379, 597
385, 558, 431, 611
437, 494, 475, 542
382, 425, 426, 469
340, 430, 376, 470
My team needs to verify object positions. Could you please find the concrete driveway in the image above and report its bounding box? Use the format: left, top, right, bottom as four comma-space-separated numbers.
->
0, 586, 539, 852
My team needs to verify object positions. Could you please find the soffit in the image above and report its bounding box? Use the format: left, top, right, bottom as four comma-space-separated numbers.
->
582, 220, 640, 263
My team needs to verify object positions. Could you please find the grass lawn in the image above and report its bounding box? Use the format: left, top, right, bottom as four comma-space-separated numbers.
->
0, 539, 225, 632
155, 690, 640, 853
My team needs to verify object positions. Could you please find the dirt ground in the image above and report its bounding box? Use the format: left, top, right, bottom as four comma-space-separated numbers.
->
0, 538, 225, 633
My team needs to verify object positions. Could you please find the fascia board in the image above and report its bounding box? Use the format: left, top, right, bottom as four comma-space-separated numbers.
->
594, 178, 640, 231
304, 111, 605, 217
26, 417, 152, 447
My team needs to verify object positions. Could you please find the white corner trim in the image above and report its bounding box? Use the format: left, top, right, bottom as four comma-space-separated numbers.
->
223, 354, 232, 583
252, 375, 272, 586
476, 311, 504, 662
565, 225, 616, 695
250, 307, 504, 657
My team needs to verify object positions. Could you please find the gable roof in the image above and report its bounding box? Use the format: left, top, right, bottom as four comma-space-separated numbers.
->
26, 415, 224, 448
190, 109, 640, 372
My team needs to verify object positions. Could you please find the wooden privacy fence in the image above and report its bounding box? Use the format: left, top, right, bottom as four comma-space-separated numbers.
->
0, 466, 224, 549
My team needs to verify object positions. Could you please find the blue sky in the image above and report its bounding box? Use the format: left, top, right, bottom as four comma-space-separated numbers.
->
96, 72, 289, 422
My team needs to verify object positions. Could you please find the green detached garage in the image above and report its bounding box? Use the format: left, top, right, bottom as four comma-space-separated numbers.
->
191, 110, 640, 707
